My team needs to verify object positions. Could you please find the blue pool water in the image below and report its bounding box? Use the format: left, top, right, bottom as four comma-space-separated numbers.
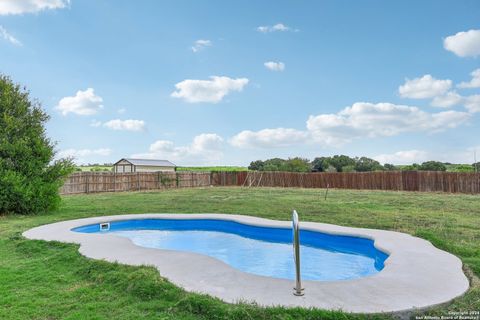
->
73, 219, 388, 281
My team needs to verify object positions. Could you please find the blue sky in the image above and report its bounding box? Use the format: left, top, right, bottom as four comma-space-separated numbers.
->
1, 0, 479, 166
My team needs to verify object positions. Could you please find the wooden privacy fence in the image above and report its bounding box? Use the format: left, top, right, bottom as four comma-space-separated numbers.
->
240, 171, 480, 193
60, 171, 480, 195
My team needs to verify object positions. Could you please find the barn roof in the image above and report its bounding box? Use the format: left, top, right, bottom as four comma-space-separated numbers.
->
115, 158, 177, 167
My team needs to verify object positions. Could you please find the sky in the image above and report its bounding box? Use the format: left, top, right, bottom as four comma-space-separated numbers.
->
0, 0, 479, 166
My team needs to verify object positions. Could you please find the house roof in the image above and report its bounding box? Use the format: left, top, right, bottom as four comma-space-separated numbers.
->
114, 158, 177, 167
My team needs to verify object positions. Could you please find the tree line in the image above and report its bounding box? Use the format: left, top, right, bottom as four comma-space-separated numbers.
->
249, 156, 480, 173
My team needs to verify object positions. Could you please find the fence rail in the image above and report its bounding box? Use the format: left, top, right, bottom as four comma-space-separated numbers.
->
60, 171, 480, 195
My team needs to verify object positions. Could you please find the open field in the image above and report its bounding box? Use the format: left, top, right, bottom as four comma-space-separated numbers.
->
75, 166, 249, 172
1, 187, 479, 319
76, 165, 112, 172
176, 166, 249, 172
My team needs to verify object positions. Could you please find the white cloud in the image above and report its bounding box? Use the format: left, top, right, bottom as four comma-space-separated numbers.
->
458, 69, 480, 88
399, 75, 452, 99
257, 23, 293, 33
374, 150, 428, 165
375, 146, 480, 165
431, 91, 463, 108
0, 0, 69, 15
230, 128, 308, 148
171, 76, 249, 103
55, 88, 103, 116
57, 148, 112, 159
229, 102, 471, 149
0, 25, 21, 45
117, 108, 126, 114
191, 39, 212, 53
306, 102, 470, 145
438, 145, 480, 164
264, 61, 285, 71
132, 133, 224, 164
103, 119, 145, 132
465, 94, 480, 113
90, 120, 102, 127
190, 133, 223, 152
444, 29, 480, 58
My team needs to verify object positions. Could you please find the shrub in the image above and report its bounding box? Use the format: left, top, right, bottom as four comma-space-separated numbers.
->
0, 75, 74, 215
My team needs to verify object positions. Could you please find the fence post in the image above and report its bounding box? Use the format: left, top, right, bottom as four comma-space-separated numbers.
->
85, 172, 89, 194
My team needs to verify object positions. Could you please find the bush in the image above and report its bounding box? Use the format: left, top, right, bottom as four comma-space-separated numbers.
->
0, 75, 74, 215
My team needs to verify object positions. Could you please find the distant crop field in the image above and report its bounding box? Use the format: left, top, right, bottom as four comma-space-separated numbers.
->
76, 166, 112, 172
76, 166, 246, 172
176, 166, 248, 172
395, 164, 476, 172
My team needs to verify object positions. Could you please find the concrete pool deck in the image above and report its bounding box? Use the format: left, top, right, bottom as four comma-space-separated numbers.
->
23, 213, 469, 314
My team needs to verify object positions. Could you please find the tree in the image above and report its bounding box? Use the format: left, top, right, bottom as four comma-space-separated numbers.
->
248, 160, 264, 171
418, 161, 446, 171
473, 162, 480, 173
401, 163, 420, 171
329, 155, 356, 172
341, 165, 356, 172
262, 158, 286, 171
384, 163, 396, 171
354, 157, 384, 172
0, 75, 74, 215
311, 157, 330, 172
284, 157, 311, 172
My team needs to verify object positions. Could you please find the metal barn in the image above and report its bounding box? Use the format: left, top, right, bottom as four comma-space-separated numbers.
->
113, 158, 176, 173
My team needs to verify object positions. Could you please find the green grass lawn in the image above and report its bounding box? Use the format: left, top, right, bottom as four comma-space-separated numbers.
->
1, 187, 479, 319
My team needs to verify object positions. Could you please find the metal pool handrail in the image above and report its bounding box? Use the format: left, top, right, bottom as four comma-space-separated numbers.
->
292, 210, 304, 296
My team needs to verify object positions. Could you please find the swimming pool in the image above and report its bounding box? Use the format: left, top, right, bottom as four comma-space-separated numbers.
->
73, 218, 388, 281
23, 213, 469, 312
